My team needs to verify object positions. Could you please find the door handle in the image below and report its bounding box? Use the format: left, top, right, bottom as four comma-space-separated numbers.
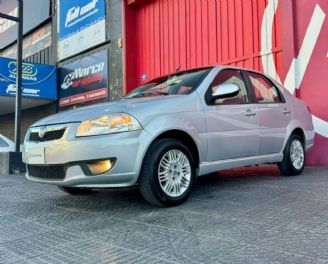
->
244, 109, 256, 117
282, 108, 291, 115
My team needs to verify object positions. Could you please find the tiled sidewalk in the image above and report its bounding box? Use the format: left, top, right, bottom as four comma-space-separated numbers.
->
1, 166, 328, 263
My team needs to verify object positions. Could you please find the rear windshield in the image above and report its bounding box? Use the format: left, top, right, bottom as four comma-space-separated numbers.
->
124, 68, 211, 99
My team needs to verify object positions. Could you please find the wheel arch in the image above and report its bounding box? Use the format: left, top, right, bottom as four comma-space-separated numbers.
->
291, 127, 305, 144
281, 117, 308, 151
145, 129, 200, 168
281, 126, 306, 153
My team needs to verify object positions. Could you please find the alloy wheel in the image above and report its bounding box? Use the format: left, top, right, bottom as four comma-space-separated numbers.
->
290, 139, 304, 170
158, 149, 191, 197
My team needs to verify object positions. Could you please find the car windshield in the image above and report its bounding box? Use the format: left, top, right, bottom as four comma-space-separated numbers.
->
124, 68, 211, 99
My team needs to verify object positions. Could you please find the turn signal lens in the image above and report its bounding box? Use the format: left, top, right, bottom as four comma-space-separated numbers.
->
110, 114, 131, 126
86, 160, 114, 175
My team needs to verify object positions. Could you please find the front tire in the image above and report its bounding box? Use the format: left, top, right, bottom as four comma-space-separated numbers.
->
139, 138, 196, 207
278, 134, 305, 176
58, 186, 93, 195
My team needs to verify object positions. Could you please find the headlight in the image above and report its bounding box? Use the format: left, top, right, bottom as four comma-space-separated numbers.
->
76, 113, 142, 137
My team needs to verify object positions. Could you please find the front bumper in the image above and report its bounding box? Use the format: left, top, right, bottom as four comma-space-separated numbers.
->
23, 123, 153, 188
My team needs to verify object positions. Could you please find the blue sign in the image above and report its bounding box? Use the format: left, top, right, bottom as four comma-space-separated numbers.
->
58, 0, 105, 40
0, 57, 57, 100
58, 0, 106, 60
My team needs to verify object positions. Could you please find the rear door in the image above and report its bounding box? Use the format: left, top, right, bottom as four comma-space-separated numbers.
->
245, 71, 292, 155
203, 69, 259, 162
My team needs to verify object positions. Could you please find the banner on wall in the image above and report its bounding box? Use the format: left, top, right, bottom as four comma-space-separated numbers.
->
260, 0, 328, 165
0, 57, 57, 100
59, 49, 108, 109
0, 0, 50, 49
57, 0, 106, 61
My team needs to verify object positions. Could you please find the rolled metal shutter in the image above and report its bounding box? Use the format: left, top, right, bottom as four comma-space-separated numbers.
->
0, 103, 56, 142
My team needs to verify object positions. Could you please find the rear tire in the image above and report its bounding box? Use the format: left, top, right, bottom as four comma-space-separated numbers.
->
139, 138, 196, 207
58, 186, 93, 195
278, 134, 305, 176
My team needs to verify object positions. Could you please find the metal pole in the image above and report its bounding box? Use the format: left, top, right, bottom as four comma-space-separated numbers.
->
14, 0, 23, 152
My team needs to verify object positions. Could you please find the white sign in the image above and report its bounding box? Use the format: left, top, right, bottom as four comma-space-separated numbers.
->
57, 0, 106, 60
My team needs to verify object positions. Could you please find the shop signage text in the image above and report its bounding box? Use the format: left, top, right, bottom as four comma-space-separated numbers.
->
57, 0, 106, 60
0, 57, 57, 100
59, 50, 108, 109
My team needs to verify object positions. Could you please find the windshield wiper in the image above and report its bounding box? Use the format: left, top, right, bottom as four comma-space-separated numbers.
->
141, 91, 169, 96
125, 90, 170, 99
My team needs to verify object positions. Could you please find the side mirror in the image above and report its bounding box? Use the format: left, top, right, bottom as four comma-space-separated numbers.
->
211, 83, 240, 102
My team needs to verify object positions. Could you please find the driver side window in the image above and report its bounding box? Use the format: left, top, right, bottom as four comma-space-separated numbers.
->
209, 69, 249, 105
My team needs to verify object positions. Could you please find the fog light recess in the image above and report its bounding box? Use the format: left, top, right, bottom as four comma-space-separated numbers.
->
86, 159, 115, 175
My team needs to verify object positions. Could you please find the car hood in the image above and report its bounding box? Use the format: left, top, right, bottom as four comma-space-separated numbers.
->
31, 94, 202, 127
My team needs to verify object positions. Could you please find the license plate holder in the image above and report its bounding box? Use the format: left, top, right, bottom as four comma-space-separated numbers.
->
27, 147, 45, 164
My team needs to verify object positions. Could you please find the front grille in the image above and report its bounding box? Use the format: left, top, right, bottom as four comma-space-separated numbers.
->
27, 165, 67, 181
29, 129, 66, 142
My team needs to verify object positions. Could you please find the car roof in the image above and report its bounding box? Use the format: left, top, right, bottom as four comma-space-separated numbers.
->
144, 65, 282, 89
145, 66, 213, 84
214, 65, 283, 86
215, 65, 267, 76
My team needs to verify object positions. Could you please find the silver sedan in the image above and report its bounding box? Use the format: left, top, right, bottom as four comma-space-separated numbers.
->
23, 66, 315, 206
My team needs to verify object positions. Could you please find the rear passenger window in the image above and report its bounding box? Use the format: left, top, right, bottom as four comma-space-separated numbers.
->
208, 69, 249, 105
248, 72, 282, 103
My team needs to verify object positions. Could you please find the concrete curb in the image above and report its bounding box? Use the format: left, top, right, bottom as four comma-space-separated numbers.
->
0, 152, 9, 176
0, 152, 26, 176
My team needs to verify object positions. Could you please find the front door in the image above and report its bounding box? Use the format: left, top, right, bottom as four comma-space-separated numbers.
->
203, 69, 259, 162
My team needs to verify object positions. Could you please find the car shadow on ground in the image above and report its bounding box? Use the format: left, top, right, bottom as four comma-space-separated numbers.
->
41, 165, 283, 215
